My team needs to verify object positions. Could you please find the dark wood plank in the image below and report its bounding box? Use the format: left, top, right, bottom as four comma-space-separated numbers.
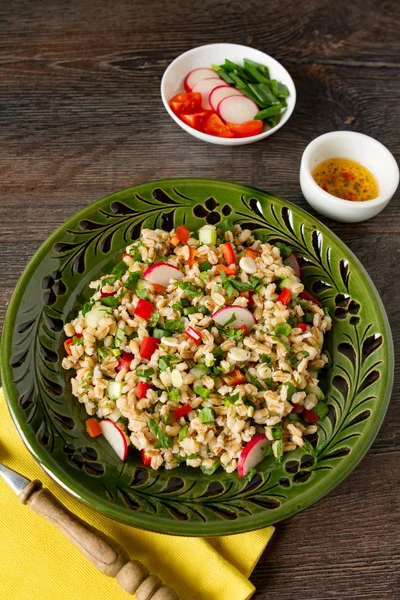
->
0, 1, 399, 599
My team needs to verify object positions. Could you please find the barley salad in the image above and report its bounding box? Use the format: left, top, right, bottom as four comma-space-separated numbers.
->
62, 221, 332, 477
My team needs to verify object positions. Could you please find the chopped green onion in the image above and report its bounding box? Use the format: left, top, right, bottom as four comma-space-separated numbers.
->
274, 322, 291, 337
200, 461, 220, 475
194, 386, 210, 399
313, 401, 329, 419
199, 260, 212, 272
136, 368, 154, 379
178, 425, 189, 441
183, 306, 197, 316
224, 393, 240, 405
198, 407, 215, 424
271, 423, 283, 440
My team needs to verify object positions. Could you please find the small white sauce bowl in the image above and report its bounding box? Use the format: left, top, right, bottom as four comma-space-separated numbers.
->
161, 43, 296, 146
300, 131, 399, 222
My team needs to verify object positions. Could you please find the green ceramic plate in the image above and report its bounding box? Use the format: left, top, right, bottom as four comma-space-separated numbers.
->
1, 179, 393, 536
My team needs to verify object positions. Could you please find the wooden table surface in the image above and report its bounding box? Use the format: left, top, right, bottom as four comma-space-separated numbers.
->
1, 1, 399, 598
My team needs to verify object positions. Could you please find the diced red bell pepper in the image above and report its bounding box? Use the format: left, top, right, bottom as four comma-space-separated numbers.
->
188, 247, 197, 267
301, 290, 322, 306
173, 404, 192, 419
223, 368, 246, 386
240, 290, 255, 307
86, 418, 103, 438
134, 298, 153, 320
237, 324, 248, 336
297, 323, 308, 332
140, 449, 152, 466
64, 333, 82, 356
277, 288, 292, 306
140, 337, 160, 360
175, 225, 191, 244
245, 248, 262, 258
136, 381, 152, 399
152, 283, 166, 293
222, 242, 236, 266
215, 264, 236, 276
100, 291, 116, 298
116, 351, 134, 372
184, 326, 202, 344
303, 409, 320, 423
291, 403, 304, 414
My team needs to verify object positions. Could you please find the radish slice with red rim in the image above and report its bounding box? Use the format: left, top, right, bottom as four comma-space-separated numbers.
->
217, 95, 259, 124
238, 434, 271, 477
209, 86, 243, 112
283, 254, 301, 278
184, 68, 219, 92
192, 78, 229, 110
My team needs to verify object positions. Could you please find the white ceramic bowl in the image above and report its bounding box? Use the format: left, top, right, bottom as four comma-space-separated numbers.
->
300, 131, 399, 222
161, 43, 296, 146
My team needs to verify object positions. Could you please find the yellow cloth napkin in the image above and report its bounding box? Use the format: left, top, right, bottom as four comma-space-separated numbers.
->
0, 389, 273, 600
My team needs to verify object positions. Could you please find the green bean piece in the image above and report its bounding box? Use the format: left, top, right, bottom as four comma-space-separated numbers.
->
243, 58, 270, 79
243, 59, 267, 83
270, 79, 289, 99
248, 83, 279, 106
254, 104, 283, 120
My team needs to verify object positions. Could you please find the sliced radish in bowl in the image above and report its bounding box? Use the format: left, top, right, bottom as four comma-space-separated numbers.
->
212, 306, 256, 332
283, 253, 301, 278
192, 78, 229, 110
143, 263, 184, 287
184, 68, 219, 92
209, 86, 243, 112
100, 420, 128, 461
238, 434, 271, 477
217, 95, 259, 124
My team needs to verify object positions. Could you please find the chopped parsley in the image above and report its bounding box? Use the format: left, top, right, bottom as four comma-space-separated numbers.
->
101, 295, 119, 307
97, 346, 108, 360
271, 423, 283, 440
168, 388, 180, 402
274, 322, 291, 336
194, 386, 210, 399
124, 271, 142, 291
219, 270, 261, 296
177, 282, 202, 296
163, 319, 184, 333
147, 418, 173, 448
73, 335, 84, 345
224, 392, 240, 406
112, 260, 128, 279
243, 368, 266, 391
136, 368, 154, 380
82, 299, 95, 316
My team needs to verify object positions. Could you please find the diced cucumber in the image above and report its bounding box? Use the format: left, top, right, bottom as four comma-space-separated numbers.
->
85, 307, 112, 328
313, 401, 329, 419
108, 407, 122, 422
199, 225, 216, 245
190, 365, 210, 378
153, 328, 170, 338
278, 276, 292, 291
107, 380, 122, 400
306, 384, 325, 400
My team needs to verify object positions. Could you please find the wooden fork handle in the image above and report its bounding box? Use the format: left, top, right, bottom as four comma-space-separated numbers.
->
19, 481, 178, 600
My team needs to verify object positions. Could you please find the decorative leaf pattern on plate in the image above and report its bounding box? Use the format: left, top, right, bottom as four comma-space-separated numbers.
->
1, 179, 393, 536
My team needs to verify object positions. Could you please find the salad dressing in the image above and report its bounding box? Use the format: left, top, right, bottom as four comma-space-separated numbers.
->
312, 157, 379, 202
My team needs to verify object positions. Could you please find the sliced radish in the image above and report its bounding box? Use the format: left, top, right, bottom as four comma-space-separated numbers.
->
184, 68, 219, 92
143, 263, 184, 287
100, 420, 128, 461
209, 86, 243, 112
283, 253, 301, 278
238, 434, 271, 477
212, 306, 256, 332
217, 95, 259, 125
192, 78, 229, 110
